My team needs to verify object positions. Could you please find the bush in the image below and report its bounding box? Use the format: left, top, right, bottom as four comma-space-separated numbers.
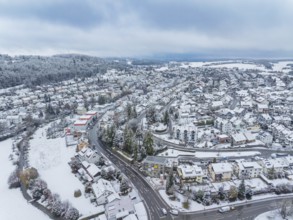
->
74, 189, 81, 198
65, 207, 79, 220
8, 169, 20, 189
19, 167, 39, 188
182, 201, 190, 209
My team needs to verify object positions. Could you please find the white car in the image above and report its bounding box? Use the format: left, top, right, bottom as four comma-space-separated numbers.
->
161, 208, 167, 215
170, 209, 179, 215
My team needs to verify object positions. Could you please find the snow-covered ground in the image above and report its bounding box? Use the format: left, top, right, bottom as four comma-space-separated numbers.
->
153, 133, 181, 145
180, 60, 293, 73
255, 210, 293, 220
0, 138, 49, 220
29, 123, 103, 216
272, 61, 293, 73
207, 63, 268, 71
157, 148, 261, 158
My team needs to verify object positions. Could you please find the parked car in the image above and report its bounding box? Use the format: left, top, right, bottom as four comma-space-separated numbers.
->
170, 209, 179, 215
218, 206, 235, 213
177, 189, 184, 194
161, 208, 167, 215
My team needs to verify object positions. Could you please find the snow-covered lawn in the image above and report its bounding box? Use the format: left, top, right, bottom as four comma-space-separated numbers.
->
255, 210, 293, 220
157, 149, 195, 157
270, 178, 293, 186
0, 138, 49, 220
157, 148, 261, 158
29, 124, 103, 216
153, 133, 181, 145
234, 178, 268, 191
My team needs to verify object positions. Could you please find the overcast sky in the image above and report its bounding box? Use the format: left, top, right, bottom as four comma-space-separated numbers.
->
0, 0, 292, 58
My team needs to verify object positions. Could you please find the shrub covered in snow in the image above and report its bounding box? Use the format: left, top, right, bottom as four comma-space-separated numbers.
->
120, 177, 130, 194
69, 158, 82, 173
51, 200, 63, 217
65, 207, 79, 220
8, 168, 20, 189
275, 183, 293, 195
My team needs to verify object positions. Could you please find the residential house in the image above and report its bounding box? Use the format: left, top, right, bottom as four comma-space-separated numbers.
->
257, 132, 273, 146
235, 161, 263, 179
231, 133, 247, 146
142, 156, 167, 177
92, 179, 116, 205
209, 162, 233, 182
177, 164, 204, 183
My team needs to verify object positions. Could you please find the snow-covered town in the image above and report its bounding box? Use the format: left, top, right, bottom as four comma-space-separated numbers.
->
0, 56, 293, 220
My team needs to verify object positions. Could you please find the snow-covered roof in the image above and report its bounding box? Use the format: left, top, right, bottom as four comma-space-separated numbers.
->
79, 115, 92, 120
211, 163, 233, 174
134, 202, 148, 220
232, 133, 246, 142
178, 164, 203, 178
92, 179, 115, 199
74, 120, 88, 126
238, 161, 262, 170
86, 164, 101, 177
107, 193, 120, 203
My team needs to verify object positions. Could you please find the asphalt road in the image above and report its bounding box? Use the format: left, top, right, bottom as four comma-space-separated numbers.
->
175, 197, 293, 220
152, 135, 293, 159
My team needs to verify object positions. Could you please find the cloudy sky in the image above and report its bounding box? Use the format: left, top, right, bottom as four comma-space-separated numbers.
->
0, 0, 293, 58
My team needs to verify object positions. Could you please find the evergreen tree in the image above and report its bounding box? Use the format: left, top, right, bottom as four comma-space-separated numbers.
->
163, 111, 169, 125
246, 188, 253, 200
123, 127, 134, 154
238, 179, 246, 200
126, 103, 132, 120
98, 95, 106, 105
146, 106, 156, 124
133, 143, 138, 161
106, 124, 116, 147
268, 166, 276, 180
120, 177, 130, 194
228, 186, 238, 202
143, 131, 154, 155
140, 146, 147, 159
132, 106, 137, 118
166, 173, 174, 195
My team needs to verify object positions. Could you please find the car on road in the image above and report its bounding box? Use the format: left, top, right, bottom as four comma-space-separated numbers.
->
170, 209, 179, 215
161, 208, 167, 215
218, 206, 235, 213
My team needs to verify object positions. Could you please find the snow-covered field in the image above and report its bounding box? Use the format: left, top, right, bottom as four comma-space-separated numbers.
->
157, 148, 261, 158
29, 124, 103, 216
153, 133, 180, 144
0, 138, 49, 220
180, 60, 293, 73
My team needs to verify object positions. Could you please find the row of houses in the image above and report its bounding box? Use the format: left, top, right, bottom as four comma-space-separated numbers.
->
142, 155, 293, 183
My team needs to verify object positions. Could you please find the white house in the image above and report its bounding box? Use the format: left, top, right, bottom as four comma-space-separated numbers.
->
177, 164, 204, 183
214, 118, 233, 134
92, 179, 116, 205
257, 132, 273, 146
235, 161, 263, 179
6, 115, 22, 126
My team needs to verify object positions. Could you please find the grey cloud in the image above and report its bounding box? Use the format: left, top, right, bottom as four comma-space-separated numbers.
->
0, 0, 292, 57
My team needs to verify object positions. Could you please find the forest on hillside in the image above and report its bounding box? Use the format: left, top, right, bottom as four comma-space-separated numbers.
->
0, 54, 130, 89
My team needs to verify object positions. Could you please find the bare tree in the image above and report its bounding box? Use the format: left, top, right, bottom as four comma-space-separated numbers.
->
275, 199, 293, 219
